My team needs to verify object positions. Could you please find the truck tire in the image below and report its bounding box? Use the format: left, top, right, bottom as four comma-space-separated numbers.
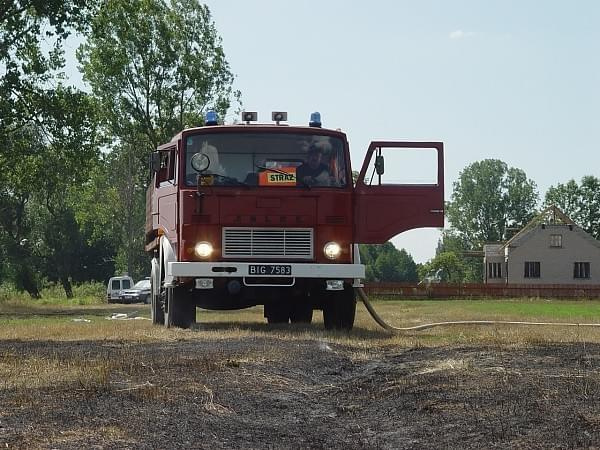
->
150, 258, 164, 325
164, 285, 196, 329
290, 296, 313, 324
265, 302, 291, 324
323, 285, 356, 331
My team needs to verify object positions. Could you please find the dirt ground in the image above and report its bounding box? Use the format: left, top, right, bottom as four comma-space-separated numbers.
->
2, 313, 600, 450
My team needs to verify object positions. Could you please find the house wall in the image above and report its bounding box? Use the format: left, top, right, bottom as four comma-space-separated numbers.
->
507, 225, 600, 284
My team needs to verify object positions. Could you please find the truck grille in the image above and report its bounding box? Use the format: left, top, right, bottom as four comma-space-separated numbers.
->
222, 227, 313, 259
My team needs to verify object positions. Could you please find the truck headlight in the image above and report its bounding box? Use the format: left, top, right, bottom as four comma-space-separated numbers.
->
323, 242, 341, 260
194, 241, 213, 258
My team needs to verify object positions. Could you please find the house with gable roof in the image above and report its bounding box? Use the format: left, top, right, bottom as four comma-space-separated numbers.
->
483, 206, 600, 284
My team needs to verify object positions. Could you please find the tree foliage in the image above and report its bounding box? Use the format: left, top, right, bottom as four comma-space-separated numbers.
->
0, 101, 100, 297
544, 176, 600, 239
446, 159, 538, 245
77, 0, 239, 153
360, 242, 418, 282
75, 0, 240, 280
419, 251, 465, 284
432, 230, 483, 283
0, 2, 102, 297
0, 1, 94, 136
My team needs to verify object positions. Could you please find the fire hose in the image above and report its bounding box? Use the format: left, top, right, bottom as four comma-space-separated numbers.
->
356, 287, 600, 332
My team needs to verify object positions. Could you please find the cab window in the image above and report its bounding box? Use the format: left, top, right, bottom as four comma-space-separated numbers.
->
156, 147, 176, 186
184, 132, 348, 188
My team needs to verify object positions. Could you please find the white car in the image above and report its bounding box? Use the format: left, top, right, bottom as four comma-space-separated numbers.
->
121, 279, 151, 304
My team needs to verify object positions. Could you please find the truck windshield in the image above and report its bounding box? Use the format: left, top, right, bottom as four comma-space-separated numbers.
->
184, 132, 348, 188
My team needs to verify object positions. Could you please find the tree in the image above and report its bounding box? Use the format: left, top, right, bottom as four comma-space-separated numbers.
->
104, 142, 148, 279
0, 89, 99, 297
446, 159, 538, 245
77, 0, 240, 277
545, 176, 600, 240
0, 2, 100, 297
419, 251, 465, 284
0, 1, 94, 138
359, 242, 418, 282
434, 230, 483, 283
77, 0, 240, 154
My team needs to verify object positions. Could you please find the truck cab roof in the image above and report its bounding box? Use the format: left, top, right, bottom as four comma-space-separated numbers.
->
164, 123, 347, 149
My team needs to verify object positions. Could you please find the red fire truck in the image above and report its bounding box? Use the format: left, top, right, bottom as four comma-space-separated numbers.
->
145, 111, 444, 330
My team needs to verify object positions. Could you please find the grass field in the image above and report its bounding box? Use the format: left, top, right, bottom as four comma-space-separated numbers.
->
2, 297, 600, 448
2, 297, 600, 345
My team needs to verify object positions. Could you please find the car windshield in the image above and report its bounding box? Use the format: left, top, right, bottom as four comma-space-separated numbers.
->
184, 132, 348, 188
134, 280, 150, 289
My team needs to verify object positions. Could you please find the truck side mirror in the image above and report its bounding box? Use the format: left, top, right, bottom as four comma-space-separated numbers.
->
150, 152, 161, 173
375, 155, 384, 175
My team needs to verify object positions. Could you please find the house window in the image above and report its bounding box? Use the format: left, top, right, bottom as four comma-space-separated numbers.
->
488, 262, 502, 279
574, 262, 590, 279
524, 261, 540, 278
549, 234, 562, 248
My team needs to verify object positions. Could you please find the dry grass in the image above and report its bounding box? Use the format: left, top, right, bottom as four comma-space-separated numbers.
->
2, 298, 599, 405
3, 298, 600, 448
0, 351, 112, 390
2, 298, 600, 347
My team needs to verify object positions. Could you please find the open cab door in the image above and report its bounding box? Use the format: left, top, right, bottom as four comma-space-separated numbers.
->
354, 141, 444, 243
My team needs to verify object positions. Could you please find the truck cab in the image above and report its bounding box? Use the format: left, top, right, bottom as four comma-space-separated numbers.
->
145, 111, 444, 330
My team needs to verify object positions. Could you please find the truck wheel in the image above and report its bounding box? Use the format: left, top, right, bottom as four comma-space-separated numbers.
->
265, 302, 291, 324
150, 258, 164, 325
290, 296, 313, 324
323, 285, 356, 331
164, 285, 196, 329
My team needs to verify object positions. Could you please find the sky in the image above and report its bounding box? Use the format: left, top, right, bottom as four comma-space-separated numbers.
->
65, 0, 600, 263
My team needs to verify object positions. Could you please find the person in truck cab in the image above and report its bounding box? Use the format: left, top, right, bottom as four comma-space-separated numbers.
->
186, 142, 228, 185
296, 144, 334, 187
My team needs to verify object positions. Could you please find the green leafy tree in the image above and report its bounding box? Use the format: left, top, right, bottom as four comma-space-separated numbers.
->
108, 141, 149, 279
360, 242, 418, 282
0, 125, 45, 296
71, 148, 151, 281
446, 159, 539, 245
419, 251, 465, 284
0, 1, 94, 138
1, 92, 99, 297
0, 2, 100, 297
545, 176, 600, 239
434, 230, 483, 282
77, 0, 240, 153
77, 0, 240, 276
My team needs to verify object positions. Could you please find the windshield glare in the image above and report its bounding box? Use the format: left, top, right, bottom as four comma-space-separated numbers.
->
134, 280, 150, 289
185, 133, 348, 188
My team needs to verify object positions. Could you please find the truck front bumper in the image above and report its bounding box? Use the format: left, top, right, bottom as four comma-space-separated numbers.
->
167, 261, 365, 279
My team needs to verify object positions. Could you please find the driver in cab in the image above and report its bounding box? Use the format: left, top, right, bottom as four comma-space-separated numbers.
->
296, 144, 334, 187
188, 142, 230, 185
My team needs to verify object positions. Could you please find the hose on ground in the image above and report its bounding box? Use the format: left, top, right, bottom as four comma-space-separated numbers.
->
356, 287, 600, 332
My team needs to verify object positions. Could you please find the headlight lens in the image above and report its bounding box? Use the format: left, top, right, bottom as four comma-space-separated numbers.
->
194, 241, 213, 258
323, 241, 341, 260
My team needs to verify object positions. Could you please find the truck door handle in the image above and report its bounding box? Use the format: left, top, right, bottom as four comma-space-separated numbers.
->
430, 209, 444, 213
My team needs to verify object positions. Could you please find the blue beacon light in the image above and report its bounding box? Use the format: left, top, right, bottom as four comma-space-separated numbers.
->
205, 110, 218, 126
309, 112, 322, 128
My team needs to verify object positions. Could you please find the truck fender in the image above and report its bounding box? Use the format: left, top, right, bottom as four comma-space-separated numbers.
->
159, 236, 177, 286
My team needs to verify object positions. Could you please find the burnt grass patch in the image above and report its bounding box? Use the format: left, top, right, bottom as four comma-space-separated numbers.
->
1, 338, 600, 448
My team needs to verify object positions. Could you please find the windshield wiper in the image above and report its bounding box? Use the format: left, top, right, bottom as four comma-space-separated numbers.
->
254, 164, 291, 176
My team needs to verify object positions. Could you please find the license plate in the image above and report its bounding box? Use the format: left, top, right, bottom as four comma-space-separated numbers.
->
248, 264, 292, 276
